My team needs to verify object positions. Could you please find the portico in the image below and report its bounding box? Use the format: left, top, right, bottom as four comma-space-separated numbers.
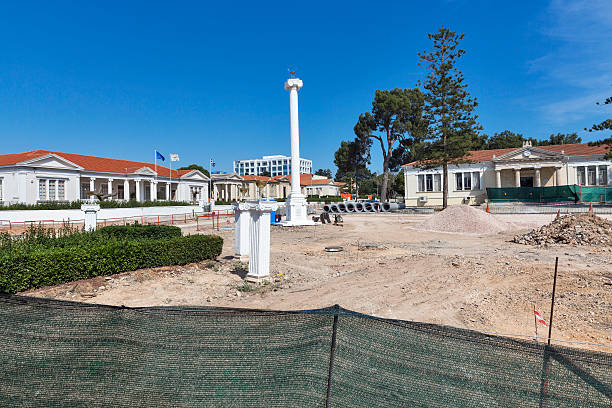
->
492, 142, 566, 188
211, 173, 243, 202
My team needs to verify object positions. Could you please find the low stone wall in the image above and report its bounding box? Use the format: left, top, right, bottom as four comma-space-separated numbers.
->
0, 205, 203, 223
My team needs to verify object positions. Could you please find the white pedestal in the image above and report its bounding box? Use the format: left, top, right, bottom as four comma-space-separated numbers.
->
241, 200, 278, 282
81, 203, 100, 231
279, 193, 315, 226
232, 202, 251, 262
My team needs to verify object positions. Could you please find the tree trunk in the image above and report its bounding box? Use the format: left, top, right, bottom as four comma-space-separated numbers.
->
442, 162, 448, 209
381, 155, 390, 202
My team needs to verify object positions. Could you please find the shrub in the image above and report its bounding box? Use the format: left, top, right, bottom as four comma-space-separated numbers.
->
98, 224, 182, 240
0, 234, 223, 294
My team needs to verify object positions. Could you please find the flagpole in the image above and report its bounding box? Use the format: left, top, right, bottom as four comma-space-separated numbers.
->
209, 158, 212, 203
154, 150, 157, 183
169, 155, 172, 201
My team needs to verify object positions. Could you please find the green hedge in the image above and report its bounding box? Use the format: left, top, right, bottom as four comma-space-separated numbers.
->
0, 234, 223, 294
0, 200, 193, 211
98, 224, 181, 240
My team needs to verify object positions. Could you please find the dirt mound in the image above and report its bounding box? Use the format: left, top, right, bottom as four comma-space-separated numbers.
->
513, 213, 612, 246
417, 205, 511, 234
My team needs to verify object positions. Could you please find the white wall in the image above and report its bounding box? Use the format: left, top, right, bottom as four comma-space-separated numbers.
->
0, 205, 204, 224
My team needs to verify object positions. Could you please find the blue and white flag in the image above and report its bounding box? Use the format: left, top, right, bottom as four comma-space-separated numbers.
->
155, 151, 165, 161
210, 158, 216, 167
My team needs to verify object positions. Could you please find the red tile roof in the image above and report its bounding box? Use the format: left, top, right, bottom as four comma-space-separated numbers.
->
403, 143, 610, 167
273, 174, 337, 186
0, 149, 197, 177
241, 175, 279, 183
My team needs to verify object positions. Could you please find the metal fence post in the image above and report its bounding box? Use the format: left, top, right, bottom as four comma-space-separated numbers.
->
326, 305, 340, 408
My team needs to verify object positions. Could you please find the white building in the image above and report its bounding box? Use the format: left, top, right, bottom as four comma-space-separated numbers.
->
0, 150, 209, 205
402, 142, 611, 206
233, 155, 312, 177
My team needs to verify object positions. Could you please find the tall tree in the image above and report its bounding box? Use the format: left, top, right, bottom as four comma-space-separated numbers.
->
314, 168, 333, 178
333, 139, 371, 182
354, 88, 426, 202
178, 164, 210, 177
418, 27, 482, 208
585, 91, 612, 159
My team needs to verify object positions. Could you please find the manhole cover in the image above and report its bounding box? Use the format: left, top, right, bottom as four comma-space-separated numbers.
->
325, 246, 343, 252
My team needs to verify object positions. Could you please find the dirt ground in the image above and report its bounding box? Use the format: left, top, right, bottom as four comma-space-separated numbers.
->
25, 212, 612, 352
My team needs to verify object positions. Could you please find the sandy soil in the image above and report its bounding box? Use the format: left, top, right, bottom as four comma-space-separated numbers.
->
24, 212, 612, 352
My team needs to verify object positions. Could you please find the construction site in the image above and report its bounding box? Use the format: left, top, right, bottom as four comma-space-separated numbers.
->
23, 205, 612, 353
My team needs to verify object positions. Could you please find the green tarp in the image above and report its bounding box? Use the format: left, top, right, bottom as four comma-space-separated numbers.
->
1, 296, 611, 407
487, 185, 612, 203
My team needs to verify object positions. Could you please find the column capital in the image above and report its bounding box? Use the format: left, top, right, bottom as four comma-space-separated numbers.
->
89, 177, 96, 181
108, 178, 114, 182
284, 78, 303, 91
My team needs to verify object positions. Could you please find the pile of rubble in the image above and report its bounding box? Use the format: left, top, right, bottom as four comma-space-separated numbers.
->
513, 213, 612, 246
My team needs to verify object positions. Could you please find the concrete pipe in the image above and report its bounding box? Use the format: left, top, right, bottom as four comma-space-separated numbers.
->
330, 203, 340, 213
382, 202, 400, 212
373, 203, 381, 212
364, 202, 374, 212
338, 202, 347, 212
398, 202, 406, 210
346, 201, 357, 212
355, 202, 365, 212
323, 204, 331, 213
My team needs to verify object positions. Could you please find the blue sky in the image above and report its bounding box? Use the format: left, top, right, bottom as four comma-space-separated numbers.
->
1, 1, 610, 175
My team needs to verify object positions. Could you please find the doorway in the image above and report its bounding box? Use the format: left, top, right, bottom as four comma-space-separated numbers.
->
520, 177, 534, 187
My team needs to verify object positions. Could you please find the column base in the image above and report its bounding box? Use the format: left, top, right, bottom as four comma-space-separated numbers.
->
245, 274, 272, 284
279, 193, 317, 226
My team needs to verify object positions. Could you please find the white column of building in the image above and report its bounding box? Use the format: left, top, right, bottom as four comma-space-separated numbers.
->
151, 180, 157, 201
89, 177, 95, 193
495, 170, 501, 188
108, 178, 113, 200
135, 179, 141, 202
534, 168, 541, 187
124, 179, 130, 201
514, 169, 521, 187
166, 182, 170, 200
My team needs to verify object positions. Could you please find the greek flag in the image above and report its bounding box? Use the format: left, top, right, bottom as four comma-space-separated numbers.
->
210, 158, 216, 167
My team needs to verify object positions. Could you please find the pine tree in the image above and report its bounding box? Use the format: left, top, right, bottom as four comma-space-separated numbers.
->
418, 28, 482, 208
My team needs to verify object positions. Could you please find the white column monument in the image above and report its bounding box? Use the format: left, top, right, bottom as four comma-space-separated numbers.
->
232, 202, 252, 262
280, 76, 315, 226
244, 200, 278, 282
81, 202, 100, 231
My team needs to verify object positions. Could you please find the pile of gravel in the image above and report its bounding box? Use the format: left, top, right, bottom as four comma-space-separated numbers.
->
513, 213, 612, 246
417, 205, 511, 234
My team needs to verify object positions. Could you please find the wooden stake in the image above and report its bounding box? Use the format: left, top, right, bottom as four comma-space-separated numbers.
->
547, 257, 559, 345
533, 303, 538, 343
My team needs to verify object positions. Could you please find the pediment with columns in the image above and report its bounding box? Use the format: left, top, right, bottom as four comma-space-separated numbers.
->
492, 144, 565, 170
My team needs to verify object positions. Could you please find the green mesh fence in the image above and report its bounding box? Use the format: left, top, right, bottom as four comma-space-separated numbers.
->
487, 185, 612, 203
1, 296, 610, 407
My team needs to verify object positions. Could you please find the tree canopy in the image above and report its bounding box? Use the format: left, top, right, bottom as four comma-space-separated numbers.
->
333, 139, 371, 182
354, 88, 427, 202
314, 168, 333, 178
178, 164, 210, 177
585, 90, 612, 159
